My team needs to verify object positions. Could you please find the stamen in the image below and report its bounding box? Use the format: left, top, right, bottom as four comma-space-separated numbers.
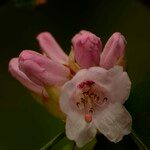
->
76, 102, 80, 108
96, 96, 100, 103
76, 80, 108, 120
89, 93, 96, 99
103, 97, 108, 102
83, 91, 89, 96
93, 96, 108, 106
81, 98, 87, 106
89, 108, 94, 114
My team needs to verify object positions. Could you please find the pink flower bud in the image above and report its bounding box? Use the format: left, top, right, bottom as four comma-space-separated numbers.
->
100, 32, 126, 69
9, 58, 48, 97
72, 30, 102, 69
37, 32, 68, 64
19, 50, 70, 87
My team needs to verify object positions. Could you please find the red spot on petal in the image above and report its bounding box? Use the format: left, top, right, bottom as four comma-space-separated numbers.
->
78, 82, 85, 88
85, 80, 95, 86
85, 114, 92, 123
77, 80, 95, 89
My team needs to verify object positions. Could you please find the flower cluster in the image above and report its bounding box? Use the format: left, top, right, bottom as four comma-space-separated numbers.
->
9, 30, 132, 147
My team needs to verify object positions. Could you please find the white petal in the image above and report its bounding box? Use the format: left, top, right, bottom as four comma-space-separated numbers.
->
66, 112, 97, 148
60, 66, 131, 114
94, 103, 132, 143
107, 66, 131, 103
88, 66, 131, 104
60, 69, 88, 114
70, 68, 88, 84
59, 81, 75, 114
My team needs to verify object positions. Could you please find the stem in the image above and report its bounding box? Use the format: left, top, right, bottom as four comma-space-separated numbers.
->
130, 130, 148, 150
40, 131, 66, 150
62, 142, 75, 150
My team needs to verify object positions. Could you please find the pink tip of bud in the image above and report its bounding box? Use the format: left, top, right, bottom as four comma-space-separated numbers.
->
100, 32, 126, 69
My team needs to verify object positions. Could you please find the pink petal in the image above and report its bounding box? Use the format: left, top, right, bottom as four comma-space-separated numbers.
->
100, 32, 126, 69
37, 32, 68, 64
72, 30, 102, 69
19, 50, 70, 87
9, 58, 48, 97
94, 103, 132, 143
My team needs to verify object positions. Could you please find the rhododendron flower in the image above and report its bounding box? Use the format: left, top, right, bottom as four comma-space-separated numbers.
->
9, 30, 132, 147
60, 66, 132, 147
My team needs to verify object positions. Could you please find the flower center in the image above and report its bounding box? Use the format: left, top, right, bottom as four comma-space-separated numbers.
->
75, 80, 108, 123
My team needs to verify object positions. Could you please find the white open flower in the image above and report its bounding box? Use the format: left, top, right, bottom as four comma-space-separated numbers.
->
60, 66, 132, 147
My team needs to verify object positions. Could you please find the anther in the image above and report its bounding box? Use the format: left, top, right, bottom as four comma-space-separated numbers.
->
89, 108, 94, 114
83, 91, 89, 96
81, 98, 86, 104
103, 97, 108, 103
76, 102, 80, 108
103, 97, 108, 102
89, 93, 96, 98
96, 96, 100, 102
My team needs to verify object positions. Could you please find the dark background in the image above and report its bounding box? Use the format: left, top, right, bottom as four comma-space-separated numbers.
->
0, 0, 150, 149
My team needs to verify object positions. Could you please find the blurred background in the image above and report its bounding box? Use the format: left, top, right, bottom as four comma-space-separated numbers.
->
0, 0, 150, 149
